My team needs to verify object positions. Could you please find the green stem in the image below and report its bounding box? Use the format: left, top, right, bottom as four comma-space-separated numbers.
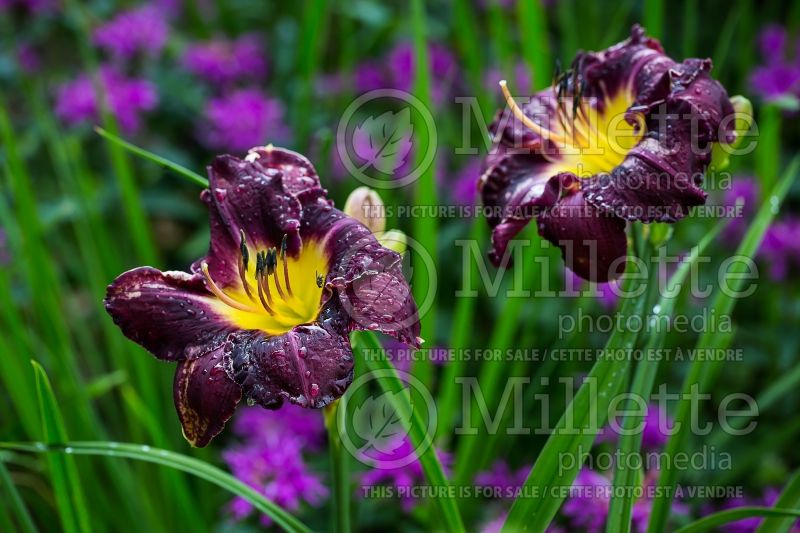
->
325, 402, 351, 533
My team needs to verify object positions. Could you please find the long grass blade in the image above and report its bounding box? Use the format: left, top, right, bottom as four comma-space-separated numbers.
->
674, 508, 800, 533
0, 460, 37, 533
0, 441, 311, 533
757, 470, 800, 533
32, 361, 92, 533
94, 127, 208, 187
410, 0, 439, 385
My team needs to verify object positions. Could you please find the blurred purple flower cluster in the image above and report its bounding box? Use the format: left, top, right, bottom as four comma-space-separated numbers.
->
55, 67, 157, 133
55, 3, 166, 132
722, 176, 800, 280
92, 5, 169, 60
199, 89, 290, 152
182, 34, 289, 152
597, 402, 673, 450
475, 460, 531, 499
223, 405, 327, 526
749, 25, 800, 102
564, 269, 621, 310
561, 468, 664, 533
360, 435, 452, 512
182, 34, 268, 86
353, 42, 458, 105
51, 3, 289, 150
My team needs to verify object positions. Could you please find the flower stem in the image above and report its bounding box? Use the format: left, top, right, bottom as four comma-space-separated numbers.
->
324, 400, 351, 533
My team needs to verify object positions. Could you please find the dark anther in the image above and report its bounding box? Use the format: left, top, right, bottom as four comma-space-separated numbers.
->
280, 234, 288, 260
239, 229, 249, 269
255, 250, 264, 276
316, 271, 324, 288
265, 248, 277, 275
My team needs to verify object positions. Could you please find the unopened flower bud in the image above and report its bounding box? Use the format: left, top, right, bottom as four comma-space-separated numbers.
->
711, 95, 753, 170
378, 229, 407, 254
344, 186, 385, 235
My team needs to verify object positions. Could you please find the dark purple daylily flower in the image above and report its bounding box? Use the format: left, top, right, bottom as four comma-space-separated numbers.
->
480, 25, 735, 281
105, 146, 420, 446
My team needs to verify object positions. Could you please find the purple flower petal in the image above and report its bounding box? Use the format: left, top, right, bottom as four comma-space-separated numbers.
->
304, 204, 421, 346
104, 267, 232, 361
538, 189, 628, 282
174, 345, 242, 446
225, 302, 353, 409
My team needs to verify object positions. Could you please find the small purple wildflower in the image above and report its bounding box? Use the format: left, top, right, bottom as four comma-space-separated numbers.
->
564, 269, 620, 311
182, 35, 267, 86
55, 67, 158, 133
562, 468, 665, 533
749, 24, 800, 101
331, 125, 416, 181
475, 460, 530, 499
387, 42, 457, 104
759, 25, 787, 63
562, 468, 612, 533
597, 402, 673, 451
354, 61, 388, 93
328, 42, 458, 105
223, 406, 328, 527
17, 43, 40, 73
721, 177, 760, 244
760, 217, 800, 281
450, 158, 482, 205
92, 5, 168, 60
232, 402, 326, 449
199, 89, 290, 152
719, 177, 800, 281
382, 338, 414, 373
360, 435, 452, 512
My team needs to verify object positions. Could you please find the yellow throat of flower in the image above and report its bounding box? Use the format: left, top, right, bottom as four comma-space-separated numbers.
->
202, 231, 328, 335
500, 80, 645, 178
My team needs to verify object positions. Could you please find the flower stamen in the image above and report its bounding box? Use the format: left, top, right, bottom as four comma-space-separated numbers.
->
281, 234, 293, 297
255, 252, 275, 315
201, 261, 259, 313
499, 80, 569, 145
266, 248, 287, 301
238, 229, 256, 302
